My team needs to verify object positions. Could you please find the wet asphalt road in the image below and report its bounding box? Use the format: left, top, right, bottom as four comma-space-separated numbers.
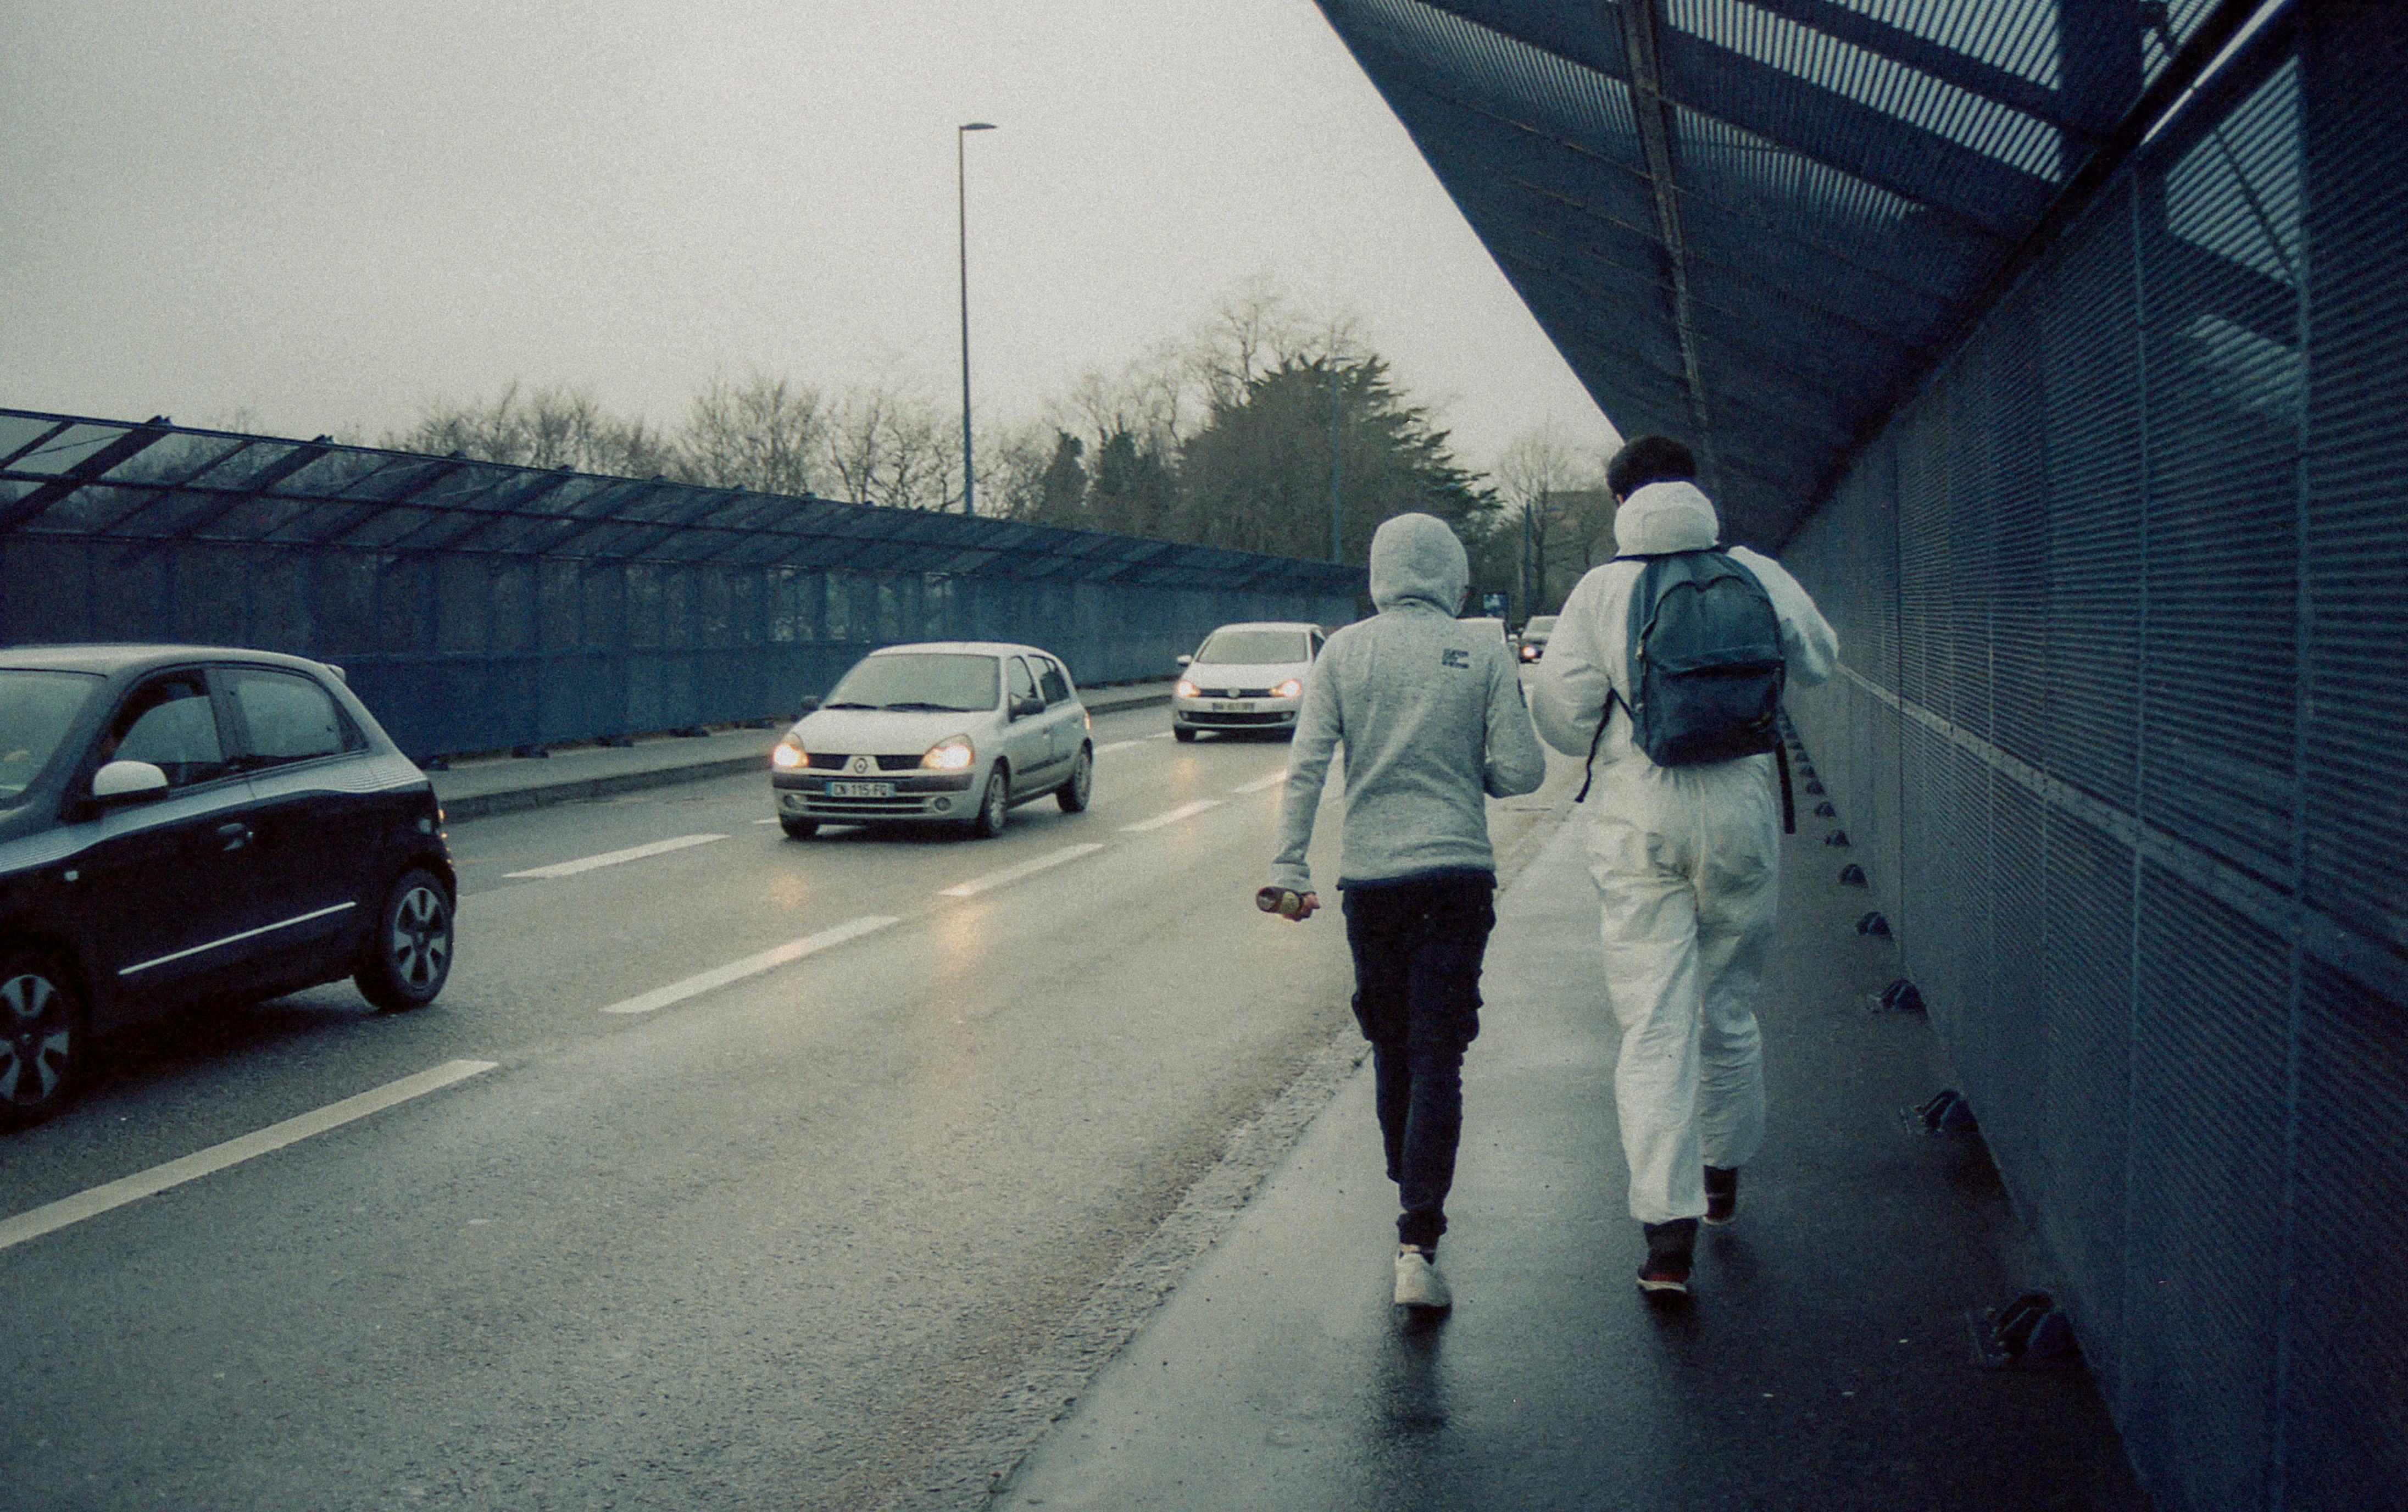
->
0, 703, 1361, 1511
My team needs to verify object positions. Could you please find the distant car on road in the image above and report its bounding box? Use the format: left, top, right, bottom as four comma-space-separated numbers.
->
770, 641, 1092, 839
0, 644, 457, 1127
1517, 614, 1558, 663
1171, 622, 1325, 742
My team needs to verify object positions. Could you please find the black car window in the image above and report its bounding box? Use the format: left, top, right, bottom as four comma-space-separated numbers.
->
107, 672, 233, 790
225, 668, 362, 768
1008, 657, 1040, 705
0, 669, 101, 807
1035, 658, 1071, 705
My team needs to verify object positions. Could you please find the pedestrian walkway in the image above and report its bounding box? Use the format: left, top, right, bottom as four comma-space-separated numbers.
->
426, 681, 1176, 822
987, 792, 2149, 1510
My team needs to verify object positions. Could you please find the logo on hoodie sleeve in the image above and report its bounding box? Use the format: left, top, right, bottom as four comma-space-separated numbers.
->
1442, 648, 1470, 669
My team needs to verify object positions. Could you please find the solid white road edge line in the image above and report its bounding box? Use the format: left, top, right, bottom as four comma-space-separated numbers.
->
0, 1059, 498, 1254
505, 833, 728, 880
600, 915, 900, 1015
1120, 799, 1223, 832
941, 843, 1105, 898
1231, 771, 1288, 794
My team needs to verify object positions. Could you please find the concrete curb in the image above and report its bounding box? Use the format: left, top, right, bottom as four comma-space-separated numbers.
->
436, 750, 776, 823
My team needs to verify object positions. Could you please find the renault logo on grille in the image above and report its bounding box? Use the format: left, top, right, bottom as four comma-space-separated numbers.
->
852, 757, 870, 774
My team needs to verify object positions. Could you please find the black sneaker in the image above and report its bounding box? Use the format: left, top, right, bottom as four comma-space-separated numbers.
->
1639, 1219, 1698, 1294
1704, 1165, 1739, 1226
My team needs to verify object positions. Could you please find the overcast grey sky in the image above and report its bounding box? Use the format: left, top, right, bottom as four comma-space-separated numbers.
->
3, 1, 1619, 481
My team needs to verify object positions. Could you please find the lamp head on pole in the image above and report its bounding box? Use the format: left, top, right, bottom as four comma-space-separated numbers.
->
960, 121, 996, 134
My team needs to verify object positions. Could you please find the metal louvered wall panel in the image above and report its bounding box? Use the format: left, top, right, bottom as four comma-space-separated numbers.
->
1780, 9, 2407, 1510
2123, 866, 2288, 1510
2288, 961, 2408, 1507
0, 415, 1360, 759
2298, 14, 2408, 965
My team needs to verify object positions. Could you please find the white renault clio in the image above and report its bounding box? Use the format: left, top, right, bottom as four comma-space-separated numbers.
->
770, 642, 1092, 839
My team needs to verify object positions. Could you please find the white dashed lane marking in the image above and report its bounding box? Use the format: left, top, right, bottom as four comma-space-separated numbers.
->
941, 843, 1106, 898
1231, 772, 1287, 794
1093, 740, 1145, 754
0, 1060, 499, 1254
505, 833, 727, 880
600, 916, 900, 1015
1121, 799, 1223, 832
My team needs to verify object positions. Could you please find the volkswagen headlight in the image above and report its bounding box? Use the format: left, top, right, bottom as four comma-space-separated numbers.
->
1272, 679, 1303, 700
1176, 680, 1199, 699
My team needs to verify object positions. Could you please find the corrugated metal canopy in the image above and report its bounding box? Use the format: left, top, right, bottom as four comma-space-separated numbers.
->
0, 408, 1361, 596
1314, 0, 2257, 547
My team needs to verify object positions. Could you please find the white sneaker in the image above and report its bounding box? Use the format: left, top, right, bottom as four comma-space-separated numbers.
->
1394, 1246, 1453, 1310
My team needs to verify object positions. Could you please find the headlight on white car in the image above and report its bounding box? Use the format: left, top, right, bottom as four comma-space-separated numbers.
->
771, 738, 807, 770
1273, 679, 1303, 700
923, 736, 975, 770
1175, 679, 1199, 699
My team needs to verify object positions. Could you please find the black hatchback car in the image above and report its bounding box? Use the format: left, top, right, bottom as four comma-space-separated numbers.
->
0, 644, 457, 1126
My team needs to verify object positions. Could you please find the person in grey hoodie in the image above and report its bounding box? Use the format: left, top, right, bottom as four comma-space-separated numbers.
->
1266, 512, 1548, 1311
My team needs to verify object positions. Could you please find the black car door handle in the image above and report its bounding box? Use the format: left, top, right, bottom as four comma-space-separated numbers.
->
216, 821, 252, 851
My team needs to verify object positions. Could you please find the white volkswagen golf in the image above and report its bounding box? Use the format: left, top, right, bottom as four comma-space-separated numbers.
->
1171, 621, 1325, 742
770, 642, 1092, 838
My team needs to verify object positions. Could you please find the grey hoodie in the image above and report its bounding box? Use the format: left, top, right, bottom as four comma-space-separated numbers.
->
1270, 513, 1548, 894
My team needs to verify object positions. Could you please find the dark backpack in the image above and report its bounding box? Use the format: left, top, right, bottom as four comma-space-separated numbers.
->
1575, 547, 1794, 825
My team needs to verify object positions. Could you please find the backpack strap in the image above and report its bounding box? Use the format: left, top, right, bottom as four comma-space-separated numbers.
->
1573, 687, 1619, 804
1774, 738, 1794, 834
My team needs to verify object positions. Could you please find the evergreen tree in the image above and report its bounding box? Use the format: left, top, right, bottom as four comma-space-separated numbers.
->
1176, 355, 1499, 568
1087, 427, 1176, 538
1033, 430, 1088, 526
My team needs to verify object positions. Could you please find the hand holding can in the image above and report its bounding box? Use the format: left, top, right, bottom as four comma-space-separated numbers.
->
1256, 885, 1317, 920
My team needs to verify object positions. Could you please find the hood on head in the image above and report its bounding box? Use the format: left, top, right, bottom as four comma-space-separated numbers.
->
1369, 513, 1468, 614
1614, 480, 1722, 555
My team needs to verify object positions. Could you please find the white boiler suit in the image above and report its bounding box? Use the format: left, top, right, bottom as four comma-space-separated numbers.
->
1531, 481, 1838, 1225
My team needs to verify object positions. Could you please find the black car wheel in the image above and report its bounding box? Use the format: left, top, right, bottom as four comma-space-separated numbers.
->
781, 816, 819, 840
0, 950, 84, 1129
355, 868, 454, 1012
970, 766, 1010, 838
1056, 744, 1093, 813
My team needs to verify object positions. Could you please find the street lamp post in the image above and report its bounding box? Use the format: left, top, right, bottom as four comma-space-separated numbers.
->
957, 122, 997, 514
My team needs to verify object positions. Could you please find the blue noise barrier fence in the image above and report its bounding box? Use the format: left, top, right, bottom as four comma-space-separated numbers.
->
0, 413, 1363, 760
1778, 10, 2404, 1509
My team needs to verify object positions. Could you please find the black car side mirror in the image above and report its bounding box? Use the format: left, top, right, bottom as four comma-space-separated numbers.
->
92, 759, 169, 805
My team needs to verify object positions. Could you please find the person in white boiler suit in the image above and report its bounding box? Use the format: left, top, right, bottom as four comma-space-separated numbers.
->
1531, 435, 1838, 1298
